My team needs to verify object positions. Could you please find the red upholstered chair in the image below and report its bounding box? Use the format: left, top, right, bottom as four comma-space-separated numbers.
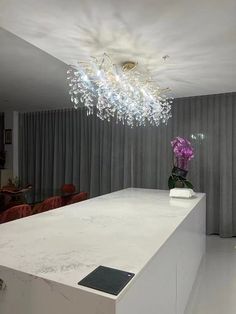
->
34, 196, 63, 214
0, 204, 31, 224
66, 192, 88, 205
61, 184, 76, 194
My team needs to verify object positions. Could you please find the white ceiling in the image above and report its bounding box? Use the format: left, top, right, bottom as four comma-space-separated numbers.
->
0, 27, 70, 111
0, 0, 236, 109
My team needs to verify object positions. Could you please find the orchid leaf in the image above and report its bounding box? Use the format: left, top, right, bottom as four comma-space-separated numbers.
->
184, 180, 194, 189
168, 176, 175, 189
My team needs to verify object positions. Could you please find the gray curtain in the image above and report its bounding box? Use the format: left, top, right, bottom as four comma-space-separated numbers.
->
19, 109, 132, 202
19, 92, 236, 237
132, 92, 236, 237
0, 113, 4, 152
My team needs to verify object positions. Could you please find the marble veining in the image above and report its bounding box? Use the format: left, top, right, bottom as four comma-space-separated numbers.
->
0, 188, 205, 298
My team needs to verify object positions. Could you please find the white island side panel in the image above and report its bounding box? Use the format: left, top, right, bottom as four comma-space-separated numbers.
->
116, 194, 206, 314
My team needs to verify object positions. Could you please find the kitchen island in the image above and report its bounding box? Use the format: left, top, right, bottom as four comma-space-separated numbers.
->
0, 188, 206, 314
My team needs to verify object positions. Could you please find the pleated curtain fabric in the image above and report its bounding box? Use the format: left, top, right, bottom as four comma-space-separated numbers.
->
132, 92, 236, 237
19, 92, 236, 237
19, 109, 132, 203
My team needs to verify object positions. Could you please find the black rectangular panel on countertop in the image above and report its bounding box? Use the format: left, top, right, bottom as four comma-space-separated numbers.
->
78, 265, 135, 296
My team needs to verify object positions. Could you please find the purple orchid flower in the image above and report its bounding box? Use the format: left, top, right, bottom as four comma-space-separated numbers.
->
171, 137, 194, 170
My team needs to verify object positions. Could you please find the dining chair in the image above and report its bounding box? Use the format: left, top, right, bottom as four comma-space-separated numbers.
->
0, 204, 31, 224
34, 196, 64, 214
66, 192, 88, 205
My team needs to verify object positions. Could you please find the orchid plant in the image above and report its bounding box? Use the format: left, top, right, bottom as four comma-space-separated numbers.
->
171, 137, 194, 170
168, 137, 194, 189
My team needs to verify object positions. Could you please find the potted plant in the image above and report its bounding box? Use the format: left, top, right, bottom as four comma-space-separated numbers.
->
168, 137, 194, 189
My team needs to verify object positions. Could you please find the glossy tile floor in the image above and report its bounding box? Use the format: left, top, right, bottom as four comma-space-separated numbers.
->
185, 235, 236, 314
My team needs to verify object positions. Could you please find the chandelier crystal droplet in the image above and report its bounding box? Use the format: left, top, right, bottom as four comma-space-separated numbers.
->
67, 53, 173, 127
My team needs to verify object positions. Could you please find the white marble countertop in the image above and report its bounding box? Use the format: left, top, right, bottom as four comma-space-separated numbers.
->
0, 188, 205, 298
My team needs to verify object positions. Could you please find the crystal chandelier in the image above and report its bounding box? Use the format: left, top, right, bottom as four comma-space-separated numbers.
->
67, 53, 173, 127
